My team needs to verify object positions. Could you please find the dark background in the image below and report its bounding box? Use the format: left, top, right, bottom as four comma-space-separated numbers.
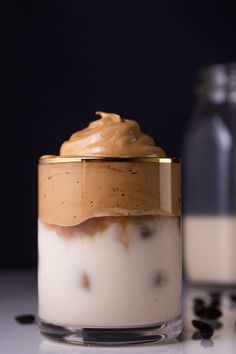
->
1, 1, 236, 268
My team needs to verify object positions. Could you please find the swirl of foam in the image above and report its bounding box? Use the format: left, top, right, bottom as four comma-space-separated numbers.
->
60, 112, 165, 157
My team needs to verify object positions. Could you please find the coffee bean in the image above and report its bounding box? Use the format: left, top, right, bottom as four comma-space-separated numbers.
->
204, 319, 222, 330
192, 320, 214, 339
201, 329, 214, 340
15, 314, 35, 324
194, 298, 205, 306
195, 306, 222, 320
192, 319, 209, 331
194, 299, 205, 317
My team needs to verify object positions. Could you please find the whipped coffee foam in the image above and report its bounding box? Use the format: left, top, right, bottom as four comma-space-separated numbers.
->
39, 112, 180, 226
60, 112, 165, 157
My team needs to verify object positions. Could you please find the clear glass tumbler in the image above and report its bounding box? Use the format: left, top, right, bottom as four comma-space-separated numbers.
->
38, 156, 182, 345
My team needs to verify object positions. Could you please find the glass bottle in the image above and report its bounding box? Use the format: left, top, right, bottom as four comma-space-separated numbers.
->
183, 63, 236, 285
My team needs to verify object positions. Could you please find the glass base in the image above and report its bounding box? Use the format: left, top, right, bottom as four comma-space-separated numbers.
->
39, 316, 182, 346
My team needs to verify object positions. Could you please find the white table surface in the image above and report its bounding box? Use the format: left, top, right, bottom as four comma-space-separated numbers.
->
0, 271, 236, 354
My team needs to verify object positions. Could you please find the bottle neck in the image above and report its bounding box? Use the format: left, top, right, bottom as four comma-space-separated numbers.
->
196, 88, 236, 105
196, 64, 236, 104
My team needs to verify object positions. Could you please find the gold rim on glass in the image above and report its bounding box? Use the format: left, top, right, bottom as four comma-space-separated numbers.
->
39, 155, 180, 164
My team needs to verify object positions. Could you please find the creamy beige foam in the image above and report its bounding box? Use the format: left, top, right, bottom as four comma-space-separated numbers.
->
39, 160, 180, 226
39, 112, 180, 226
60, 112, 165, 157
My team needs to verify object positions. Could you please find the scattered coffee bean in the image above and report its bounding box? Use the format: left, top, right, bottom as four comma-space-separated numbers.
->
194, 298, 205, 306
192, 319, 209, 331
204, 320, 222, 330
194, 298, 204, 313
194, 298, 205, 311
15, 314, 36, 324
192, 320, 214, 339
195, 305, 222, 320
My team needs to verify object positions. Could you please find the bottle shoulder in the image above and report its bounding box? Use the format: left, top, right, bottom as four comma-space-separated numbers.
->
186, 103, 236, 138
189, 101, 236, 125
184, 115, 235, 154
